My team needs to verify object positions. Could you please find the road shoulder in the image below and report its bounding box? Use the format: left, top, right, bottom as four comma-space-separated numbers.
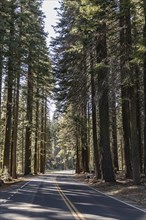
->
74, 173, 146, 212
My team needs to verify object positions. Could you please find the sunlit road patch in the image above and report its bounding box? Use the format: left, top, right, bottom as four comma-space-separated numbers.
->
0, 171, 145, 220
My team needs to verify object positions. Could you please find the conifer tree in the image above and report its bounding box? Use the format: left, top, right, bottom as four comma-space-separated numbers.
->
0, 0, 51, 176
3, 0, 16, 172
143, 0, 146, 175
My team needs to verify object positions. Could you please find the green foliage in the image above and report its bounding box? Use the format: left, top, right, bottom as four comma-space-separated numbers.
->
0, 0, 53, 175
51, 0, 146, 182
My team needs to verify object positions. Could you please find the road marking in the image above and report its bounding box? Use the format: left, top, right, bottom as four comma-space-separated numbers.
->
73, 177, 146, 213
0, 181, 31, 205
20, 181, 30, 189
87, 185, 146, 213
56, 183, 86, 220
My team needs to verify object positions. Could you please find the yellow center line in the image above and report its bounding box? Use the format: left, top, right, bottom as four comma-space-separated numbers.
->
56, 183, 86, 220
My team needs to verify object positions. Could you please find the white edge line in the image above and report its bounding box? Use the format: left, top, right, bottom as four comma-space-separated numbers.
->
20, 181, 31, 189
74, 178, 146, 213
87, 185, 146, 213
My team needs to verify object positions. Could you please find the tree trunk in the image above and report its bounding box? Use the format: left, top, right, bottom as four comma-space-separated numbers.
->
97, 22, 115, 182
3, 5, 15, 172
143, 0, 146, 175
40, 97, 45, 174
24, 62, 33, 175
129, 86, 140, 184
44, 98, 47, 172
135, 66, 143, 173
34, 89, 39, 174
119, 0, 132, 178
111, 88, 119, 172
75, 130, 80, 174
90, 46, 101, 179
120, 0, 140, 183
125, 0, 140, 184
0, 39, 3, 172
81, 101, 89, 173
10, 14, 22, 178
0, 43, 3, 118
98, 69, 115, 182
10, 74, 20, 179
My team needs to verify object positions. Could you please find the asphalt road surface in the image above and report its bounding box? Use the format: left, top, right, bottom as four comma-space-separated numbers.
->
0, 171, 145, 220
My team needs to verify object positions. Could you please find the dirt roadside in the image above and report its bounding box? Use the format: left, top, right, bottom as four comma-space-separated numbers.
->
0, 175, 33, 189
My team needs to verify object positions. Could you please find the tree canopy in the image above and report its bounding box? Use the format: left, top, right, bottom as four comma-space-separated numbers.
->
0, 0, 146, 185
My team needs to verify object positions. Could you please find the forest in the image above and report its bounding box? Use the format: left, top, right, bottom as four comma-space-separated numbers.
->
0, 0, 146, 186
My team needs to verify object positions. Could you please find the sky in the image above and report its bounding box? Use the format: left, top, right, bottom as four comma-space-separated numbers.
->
42, 0, 60, 44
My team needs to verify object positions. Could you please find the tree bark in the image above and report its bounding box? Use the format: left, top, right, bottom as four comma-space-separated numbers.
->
120, 0, 140, 183
111, 88, 119, 172
11, 74, 20, 179
34, 89, 39, 174
129, 86, 140, 184
3, 4, 15, 172
119, 0, 132, 178
143, 0, 146, 175
90, 46, 101, 179
24, 61, 33, 175
97, 21, 115, 182
40, 97, 45, 174
81, 101, 89, 173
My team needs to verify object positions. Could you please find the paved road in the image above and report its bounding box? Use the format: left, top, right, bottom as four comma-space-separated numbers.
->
0, 171, 145, 220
